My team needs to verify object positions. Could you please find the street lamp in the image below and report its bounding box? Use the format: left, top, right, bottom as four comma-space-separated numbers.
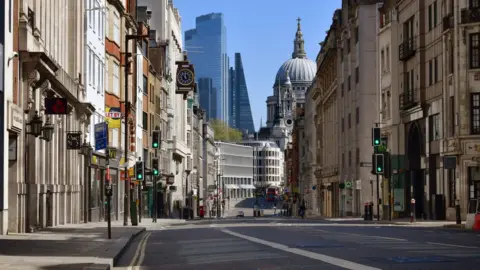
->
184, 169, 191, 220
191, 166, 197, 218
26, 111, 43, 137
80, 139, 93, 223
41, 117, 54, 142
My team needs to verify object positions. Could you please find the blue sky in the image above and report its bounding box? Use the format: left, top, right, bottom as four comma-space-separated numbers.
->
173, 0, 341, 131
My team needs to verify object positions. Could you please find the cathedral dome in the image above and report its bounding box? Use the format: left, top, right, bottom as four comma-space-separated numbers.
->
275, 58, 317, 84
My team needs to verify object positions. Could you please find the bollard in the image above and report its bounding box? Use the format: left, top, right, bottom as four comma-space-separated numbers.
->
410, 198, 416, 223
455, 200, 461, 225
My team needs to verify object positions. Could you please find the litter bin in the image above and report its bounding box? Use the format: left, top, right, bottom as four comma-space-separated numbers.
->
199, 206, 205, 218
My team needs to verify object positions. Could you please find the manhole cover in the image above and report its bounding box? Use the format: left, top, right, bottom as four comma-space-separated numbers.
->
386, 256, 455, 263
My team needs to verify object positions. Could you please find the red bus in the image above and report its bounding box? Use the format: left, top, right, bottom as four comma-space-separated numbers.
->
266, 187, 279, 201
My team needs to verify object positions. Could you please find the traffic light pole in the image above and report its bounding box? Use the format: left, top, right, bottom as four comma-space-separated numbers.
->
153, 148, 158, 223
375, 123, 380, 221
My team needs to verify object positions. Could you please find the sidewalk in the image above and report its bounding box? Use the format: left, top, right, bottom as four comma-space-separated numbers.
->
305, 216, 464, 228
0, 220, 147, 270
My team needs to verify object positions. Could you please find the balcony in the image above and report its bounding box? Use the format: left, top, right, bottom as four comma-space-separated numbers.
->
399, 37, 416, 61
442, 13, 454, 32
399, 88, 419, 111
461, 7, 480, 24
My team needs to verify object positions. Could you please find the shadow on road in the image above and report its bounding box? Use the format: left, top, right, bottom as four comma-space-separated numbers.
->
234, 197, 277, 209
39, 263, 110, 269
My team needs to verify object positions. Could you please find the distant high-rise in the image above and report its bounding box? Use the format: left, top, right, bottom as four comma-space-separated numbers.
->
229, 53, 255, 133
229, 67, 236, 127
198, 77, 217, 120
185, 13, 228, 123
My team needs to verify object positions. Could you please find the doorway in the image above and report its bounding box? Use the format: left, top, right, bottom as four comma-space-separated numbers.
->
407, 122, 425, 218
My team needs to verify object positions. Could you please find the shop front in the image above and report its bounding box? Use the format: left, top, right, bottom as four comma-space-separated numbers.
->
90, 154, 105, 222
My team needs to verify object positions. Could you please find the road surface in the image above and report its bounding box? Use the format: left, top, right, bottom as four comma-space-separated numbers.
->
114, 217, 480, 270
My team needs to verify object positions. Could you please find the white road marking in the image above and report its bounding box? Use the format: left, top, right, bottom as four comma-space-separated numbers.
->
127, 232, 150, 270
221, 229, 381, 270
426, 242, 479, 249
340, 232, 407, 241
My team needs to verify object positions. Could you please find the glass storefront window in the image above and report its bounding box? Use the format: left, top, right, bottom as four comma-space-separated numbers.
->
90, 169, 100, 208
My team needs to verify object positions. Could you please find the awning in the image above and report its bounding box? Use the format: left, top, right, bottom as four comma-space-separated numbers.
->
225, 184, 239, 189
239, 184, 256, 189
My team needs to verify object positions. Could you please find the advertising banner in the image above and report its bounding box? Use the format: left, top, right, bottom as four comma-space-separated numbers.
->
105, 107, 121, 129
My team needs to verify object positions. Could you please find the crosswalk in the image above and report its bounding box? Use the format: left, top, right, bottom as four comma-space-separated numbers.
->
287, 226, 480, 259
174, 237, 288, 265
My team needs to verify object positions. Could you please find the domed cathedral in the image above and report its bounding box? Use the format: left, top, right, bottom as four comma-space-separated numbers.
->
257, 18, 317, 150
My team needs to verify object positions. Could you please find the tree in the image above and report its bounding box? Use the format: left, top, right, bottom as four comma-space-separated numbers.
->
210, 119, 243, 142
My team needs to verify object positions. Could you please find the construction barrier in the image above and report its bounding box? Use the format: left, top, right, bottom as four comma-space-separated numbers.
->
466, 198, 480, 229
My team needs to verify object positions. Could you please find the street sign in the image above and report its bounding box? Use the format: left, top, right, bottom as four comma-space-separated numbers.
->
66, 132, 81, 150
94, 122, 108, 151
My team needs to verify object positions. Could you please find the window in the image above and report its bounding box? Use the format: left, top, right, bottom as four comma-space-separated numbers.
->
111, 128, 119, 148
450, 96, 455, 136
348, 113, 351, 129
142, 40, 148, 56
381, 49, 385, 72
356, 107, 359, 124
386, 46, 390, 71
143, 76, 148, 95
356, 148, 360, 165
348, 75, 351, 91
92, 56, 97, 88
428, 4, 433, 30
346, 39, 351, 53
434, 57, 438, 83
143, 112, 148, 130
355, 27, 359, 43
105, 56, 109, 92
433, 1, 437, 28
99, 64, 104, 95
470, 33, 480, 69
112, 62, 120, 96
89, 49, 93, 85
113, 12, 120, 45
355, 67, 359, 84
471, 93, 480, 134
348, 151, 352, 167
429, 59, 433, 86
429, 114, 441, 140
341, 118, 344, 132
88, 0, 93, 27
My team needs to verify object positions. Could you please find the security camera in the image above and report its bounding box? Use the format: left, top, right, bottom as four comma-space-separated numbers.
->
7, 51, 19, 66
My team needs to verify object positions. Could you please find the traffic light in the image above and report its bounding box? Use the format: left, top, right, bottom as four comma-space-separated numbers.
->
136, 161, 144, 180
45, 97, 68, 115
152, 130, 160, 149
152, 158, 159, 176
375, 153, 385, 174
372, 127, 381, 146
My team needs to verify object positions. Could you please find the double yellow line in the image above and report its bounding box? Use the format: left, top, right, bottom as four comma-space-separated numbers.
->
127, 231, 152, 270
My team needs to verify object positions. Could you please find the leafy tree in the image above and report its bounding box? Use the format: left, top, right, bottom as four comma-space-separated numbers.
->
210, 119, 243, 142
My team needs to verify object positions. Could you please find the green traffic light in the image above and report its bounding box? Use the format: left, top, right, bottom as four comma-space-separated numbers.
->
153, 170, 158, 175
374, 139, 380, 145
377, 167, 382, 172
137, 174, 143, 179
153, 142, 158, 148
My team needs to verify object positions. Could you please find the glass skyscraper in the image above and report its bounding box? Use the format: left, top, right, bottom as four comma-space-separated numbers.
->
185, 13, 228, 123
229, 53, 255, 133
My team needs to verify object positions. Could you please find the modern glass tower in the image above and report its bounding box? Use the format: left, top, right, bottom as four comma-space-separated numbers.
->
185, 13, 228, 123
229, 53, 255, 133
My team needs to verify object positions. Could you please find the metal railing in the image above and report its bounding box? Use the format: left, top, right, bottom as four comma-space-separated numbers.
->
399, 37, 416, 61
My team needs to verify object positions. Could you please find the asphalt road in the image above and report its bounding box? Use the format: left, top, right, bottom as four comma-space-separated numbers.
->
115, 218, 480, 270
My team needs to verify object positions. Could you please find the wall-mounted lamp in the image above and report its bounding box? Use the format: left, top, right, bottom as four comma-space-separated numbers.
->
7, 51, 19, 67
26, 111, 43, 137
41, 117, 55, 142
